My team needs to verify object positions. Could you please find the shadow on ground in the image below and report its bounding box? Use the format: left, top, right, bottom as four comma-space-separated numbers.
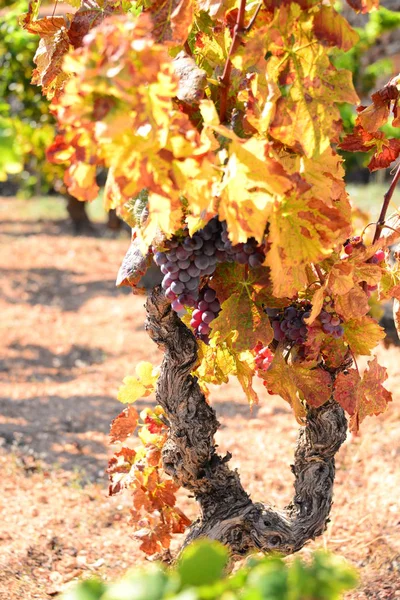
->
0, 267, 130, 311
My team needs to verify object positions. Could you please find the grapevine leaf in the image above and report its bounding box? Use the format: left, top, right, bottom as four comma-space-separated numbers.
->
145, 0, 194, 46
261, 352, 306, 422
293, 364, 333, 408
334, 285, 370, 320
26, 17, 71, 99
336, 358, 392, 432
195, 341, 236, 385
266, 195, 349, 297
219, 137, 294, 244
345, 0, 380, 15
339, 125, 400, 172
313, 6, 359, 52
265, 4, 359, 158
394, 299, 400, 339
328, 262, 355, 296
109, 406, 139, 444
334, 370, 359, 416
358, 103, 390, 133
64, 162, 98, 202
211, 293, 273, 352
353, 263, 382, 286
118, 362, 159, 404
305, 285, 326, 326
210, 264, 274, 351
134, 523, 171, 554
107, 447, 136, 495
68, 0, 122, 49
164, 506, 191, 533
343, 316, 385, 355
234, 353, 259, 407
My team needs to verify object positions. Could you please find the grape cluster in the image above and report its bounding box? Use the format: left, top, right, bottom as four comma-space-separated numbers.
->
265, 304, 310, 346
220, 222, 265, 268
153, 217, 265, 314
319, 300, 344, 338
190, 287, 221, 344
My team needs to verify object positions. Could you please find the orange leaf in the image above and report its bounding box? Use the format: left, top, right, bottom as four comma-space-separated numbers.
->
109, 406, 139, 444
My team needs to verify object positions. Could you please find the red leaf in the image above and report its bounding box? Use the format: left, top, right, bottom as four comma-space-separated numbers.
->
368, 139, 400, 172
333, 370, 359, 415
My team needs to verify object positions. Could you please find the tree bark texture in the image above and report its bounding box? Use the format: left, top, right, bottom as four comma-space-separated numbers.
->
145, 288, 348, 558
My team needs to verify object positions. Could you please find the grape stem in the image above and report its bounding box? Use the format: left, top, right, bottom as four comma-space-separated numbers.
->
373, 161, 400, 244
219, 0, 247, 123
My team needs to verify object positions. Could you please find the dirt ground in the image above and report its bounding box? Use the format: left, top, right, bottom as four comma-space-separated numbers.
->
0, 197, 399, 599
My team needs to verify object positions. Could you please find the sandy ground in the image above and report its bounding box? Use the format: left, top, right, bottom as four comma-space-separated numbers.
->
0, 197, 399, 599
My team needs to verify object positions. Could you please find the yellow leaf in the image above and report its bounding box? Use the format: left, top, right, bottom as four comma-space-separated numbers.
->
343, 316, 385, 356
118, 362, 159, 404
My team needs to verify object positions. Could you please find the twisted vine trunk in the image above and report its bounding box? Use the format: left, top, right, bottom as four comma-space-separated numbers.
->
145, 288, 348, 557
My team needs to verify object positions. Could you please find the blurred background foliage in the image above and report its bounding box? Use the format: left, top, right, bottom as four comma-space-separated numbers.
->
0, 0, 65, 197
0, 1, 399, 197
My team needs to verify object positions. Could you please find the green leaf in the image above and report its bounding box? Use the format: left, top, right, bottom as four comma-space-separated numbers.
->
178, 540, 229, 587
61, 579, 106, 600
103, 568, 168, 600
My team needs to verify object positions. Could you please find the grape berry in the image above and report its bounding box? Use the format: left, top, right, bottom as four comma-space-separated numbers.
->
190, 287, 221, 344
265, 303, 311, 346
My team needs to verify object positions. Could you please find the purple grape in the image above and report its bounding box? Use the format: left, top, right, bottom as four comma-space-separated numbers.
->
165, 262, 179, 273
187, 264, 201, 277
322, 323, 335, 334
202, 311, 215, 324
171, 299, 184, 312
203, 289, 216, 303
320, 311, 332, 324
171, 281, 184, 295
194, 255, 210, 270
198, 323, 211, 335
272, 321, 286, 342
331, 316, 341, 327
186, 277, 199, 291
209, 300, 220, 312
154, 252, 167, 266
178, 259, 191, 269
179, 271, 191, 283
248, 254, 263, 268
165, 288, 176, 300
176, 247, 190, 260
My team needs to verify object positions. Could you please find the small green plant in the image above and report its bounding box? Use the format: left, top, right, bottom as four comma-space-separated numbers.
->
61, 540, 358, 600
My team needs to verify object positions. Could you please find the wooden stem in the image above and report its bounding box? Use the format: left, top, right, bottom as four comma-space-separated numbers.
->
219, 0, 247, 123
373, 162, 400, 244
145, 288, 347, 558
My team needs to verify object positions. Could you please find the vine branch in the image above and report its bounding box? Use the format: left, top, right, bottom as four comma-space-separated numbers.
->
219, 0, 247, 123
373, 162, 400, 244
145, 288, 347, 559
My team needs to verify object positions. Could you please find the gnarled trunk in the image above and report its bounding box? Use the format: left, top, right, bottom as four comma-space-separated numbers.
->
145, 288, 347, 558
